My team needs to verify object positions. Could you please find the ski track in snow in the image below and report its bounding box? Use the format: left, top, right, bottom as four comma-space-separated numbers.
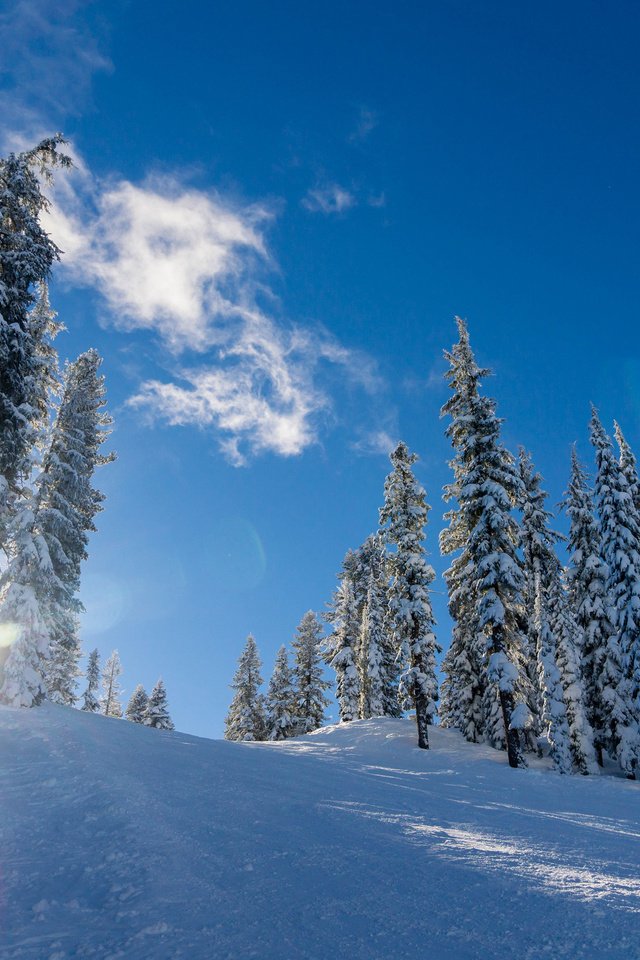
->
1, 704, 639, 960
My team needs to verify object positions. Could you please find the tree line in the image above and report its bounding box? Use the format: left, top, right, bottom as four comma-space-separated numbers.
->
227, 318, 640, 780
81, 648, 174, 730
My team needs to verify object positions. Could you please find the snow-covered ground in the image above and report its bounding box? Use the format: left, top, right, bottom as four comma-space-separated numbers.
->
1, 705, 639, 960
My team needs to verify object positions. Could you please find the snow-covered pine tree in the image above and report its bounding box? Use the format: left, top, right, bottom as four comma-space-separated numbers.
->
0, 285, 64, 707
292, 611, 330, 734
40, 349, 114, 705
265, 646, 297, 740
379, 442, 440, 749
0, 136, 70, 548
549, 575, 599, 775
126, 684, 149, 724
224, 634, 266, 741
81, 648, 100, 712
355, 534, 400, 719
359, 538, 394, 719
439, 325, 490, 742
441, 319, 529, 768
100, 650, 124, 718
0, 137, 71, 707
518, 451, 574, 774
561, 447, 610, 765
615, 422, 640, 518
590, 408, 640, 778
143, 679, 174, 731
325, 551, 361, 722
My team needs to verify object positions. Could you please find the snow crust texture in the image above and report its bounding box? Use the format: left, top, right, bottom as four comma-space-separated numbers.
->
1, 705, 639, 959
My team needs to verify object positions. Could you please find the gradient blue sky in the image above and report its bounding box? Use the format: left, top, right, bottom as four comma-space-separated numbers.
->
2, 1, 639, 736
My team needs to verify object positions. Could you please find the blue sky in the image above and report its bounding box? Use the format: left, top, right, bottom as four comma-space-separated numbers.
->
2, 1, 639, 737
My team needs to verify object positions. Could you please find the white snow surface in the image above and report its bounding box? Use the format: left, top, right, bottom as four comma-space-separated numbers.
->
2, 704, 639, 959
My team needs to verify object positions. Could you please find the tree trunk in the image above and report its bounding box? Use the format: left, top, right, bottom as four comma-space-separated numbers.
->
490, 623, 525, 769
499, 688, 525, 769
414, 688, 430, 749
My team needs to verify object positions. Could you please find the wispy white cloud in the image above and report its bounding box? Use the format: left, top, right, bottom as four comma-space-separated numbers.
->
45, 170, 270, 352
0, 0, 110, 144
302, 183, 356, 215
352, 429, 397, 457
348, 106, 379, 144
43, 156, 383, 464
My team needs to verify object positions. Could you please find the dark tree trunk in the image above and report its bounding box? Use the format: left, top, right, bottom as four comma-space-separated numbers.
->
490, 623, 526, 770
414, 688, 430, 749
498, 688, 525, 769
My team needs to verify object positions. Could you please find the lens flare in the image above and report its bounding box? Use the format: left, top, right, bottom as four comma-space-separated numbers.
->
0, 622, 21, 649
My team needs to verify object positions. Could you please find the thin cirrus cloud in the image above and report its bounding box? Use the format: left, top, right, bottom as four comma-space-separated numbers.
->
0, 0, 111, 143
43, 157, 381, 465
302, 183, 356, 215
348, 106, 379, 144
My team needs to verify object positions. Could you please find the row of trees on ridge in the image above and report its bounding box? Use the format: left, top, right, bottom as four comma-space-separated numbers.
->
226, 319, 640, 780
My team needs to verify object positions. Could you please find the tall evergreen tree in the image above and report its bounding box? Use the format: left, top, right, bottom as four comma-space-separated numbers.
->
292, 611, 330, 734
357, 534, 400, 719
81, 648, 100, 712
549, 576, 600, 775
0, 284, 63, 706
440, 319, 529, 768
519, 451, 573, 774
0, 136, 70, 545
590, 408, 640, 777
126, 684, 149, 724
379, 442, 439, 749
562, 447, 610, 765
40, 349, 114, 705
0, 138, 70, 705
615, 422, 640, 517
358, 557, 391, 719
225, 634, 266, 741
144, 679, 174, 730
100, 649, 124, 718
325, 551, 361, 722
439, 324, 490, 742
265, 646, 297, 740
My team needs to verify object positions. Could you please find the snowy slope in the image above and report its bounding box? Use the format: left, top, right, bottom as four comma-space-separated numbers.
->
1, 705, 639, 960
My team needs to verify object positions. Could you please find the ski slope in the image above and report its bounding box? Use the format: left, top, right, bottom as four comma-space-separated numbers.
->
1, 704, 639, 960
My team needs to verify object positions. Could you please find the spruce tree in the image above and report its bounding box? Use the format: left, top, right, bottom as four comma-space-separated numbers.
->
265, 646, 297, 740
0, 137, 71, 706
126, 684, 149, 724
225, 634, 266, 741
441, 319, 529, 768
100, 649, 124, 718
561, 448, 610, 765
519, 451, 573, 774
439, 324, 489, 742
325, 552, 361, 722
0, 285, 63, 706
292, 611, 330, 734
81, 648, 100, 712
41, 350, 114, 705
143, 679, 174, 730
0, 136, 70, 546
379, 442, 439, 749
615, 422, 640, 517
358, 590, 388, 719
549, 576, 599, 775
590, 408, 640, 777
357, 534, 400, 719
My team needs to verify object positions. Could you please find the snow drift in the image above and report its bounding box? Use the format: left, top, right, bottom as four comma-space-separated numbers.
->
1, 704, 639, 959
